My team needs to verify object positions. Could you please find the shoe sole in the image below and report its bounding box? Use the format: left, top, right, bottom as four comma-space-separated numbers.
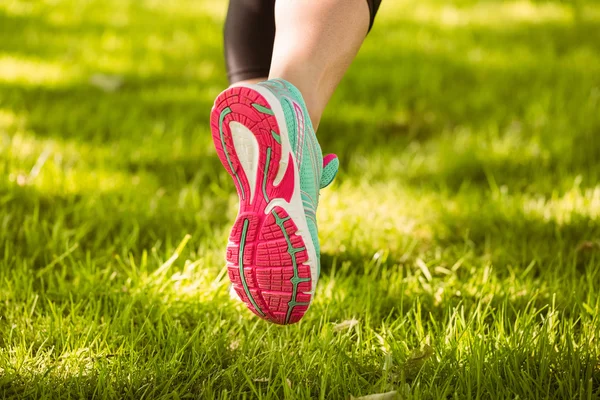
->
210, 85, 318, 325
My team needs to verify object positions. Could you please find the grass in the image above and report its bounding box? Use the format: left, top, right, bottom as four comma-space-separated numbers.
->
1, 0, 600, 398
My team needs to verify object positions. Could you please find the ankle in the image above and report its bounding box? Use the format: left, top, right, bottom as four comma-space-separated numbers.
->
268, 72, 324, 129
229, 77, 266, 87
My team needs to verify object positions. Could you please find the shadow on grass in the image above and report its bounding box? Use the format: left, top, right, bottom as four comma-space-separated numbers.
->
320, 18, 600, 191
1, 11, 598, 193
1, 23, 597, 218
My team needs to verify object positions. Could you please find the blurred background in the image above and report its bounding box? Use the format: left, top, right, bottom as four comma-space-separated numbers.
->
1, 0, 599, 398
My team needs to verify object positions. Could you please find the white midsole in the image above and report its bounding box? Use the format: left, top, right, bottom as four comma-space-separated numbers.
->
230, 121, 260, 205
235, 83, 319, 296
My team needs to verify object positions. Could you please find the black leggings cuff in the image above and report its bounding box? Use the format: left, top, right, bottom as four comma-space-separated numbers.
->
367, 0, 382, 31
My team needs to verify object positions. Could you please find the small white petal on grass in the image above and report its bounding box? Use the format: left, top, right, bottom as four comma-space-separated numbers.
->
434, 266, 451, 275
333, 318, 359, 331
416, 258, 432, 281
16, 173, 27, 186
350, 390, 398, 400
28, 146, 52, 183
15, 146, 52, 186
89, 74, 123, 92
229, 285, 242, 301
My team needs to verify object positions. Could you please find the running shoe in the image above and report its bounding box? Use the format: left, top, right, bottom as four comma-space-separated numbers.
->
210, 79, 339, 325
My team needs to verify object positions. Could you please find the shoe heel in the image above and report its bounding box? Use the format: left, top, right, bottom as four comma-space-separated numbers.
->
225, 206, 313, 325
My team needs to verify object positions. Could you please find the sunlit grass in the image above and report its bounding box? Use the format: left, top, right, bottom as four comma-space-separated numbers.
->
1, 0, 600, 398
0, 56, 76, 86
397, 0, 575, 27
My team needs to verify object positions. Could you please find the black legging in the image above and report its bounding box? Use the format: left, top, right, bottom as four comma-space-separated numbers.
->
224, 0, 382, 83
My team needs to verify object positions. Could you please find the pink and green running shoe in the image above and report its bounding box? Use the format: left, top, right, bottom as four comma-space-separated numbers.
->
210, 79, 339, 325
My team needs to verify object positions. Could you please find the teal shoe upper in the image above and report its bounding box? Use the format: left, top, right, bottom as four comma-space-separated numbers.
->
258, 79, 338, 278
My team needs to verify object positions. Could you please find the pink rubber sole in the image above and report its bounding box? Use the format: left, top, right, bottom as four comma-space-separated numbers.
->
210, 86, 312, 325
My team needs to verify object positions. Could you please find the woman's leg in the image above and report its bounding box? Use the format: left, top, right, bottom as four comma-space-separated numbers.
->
224, 0, 382, 118
214, 0, 382, 325
269, 0, 378, 129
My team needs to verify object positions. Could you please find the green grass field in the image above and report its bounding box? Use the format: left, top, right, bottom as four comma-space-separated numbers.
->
1, 0, 600, 398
